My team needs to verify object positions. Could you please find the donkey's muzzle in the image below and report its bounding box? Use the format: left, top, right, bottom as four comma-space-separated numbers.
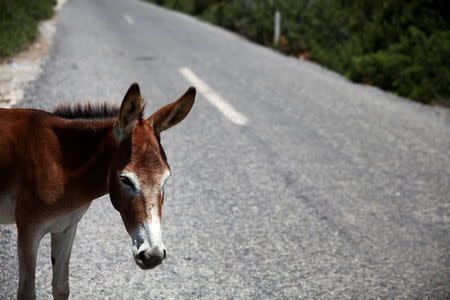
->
135, 249, 166, 270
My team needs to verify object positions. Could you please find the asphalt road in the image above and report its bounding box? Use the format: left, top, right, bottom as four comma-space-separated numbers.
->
1, 0, 449, 298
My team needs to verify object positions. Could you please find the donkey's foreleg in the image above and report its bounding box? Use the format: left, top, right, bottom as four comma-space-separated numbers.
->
51, 223, 78, 300
17, 227, 43, 300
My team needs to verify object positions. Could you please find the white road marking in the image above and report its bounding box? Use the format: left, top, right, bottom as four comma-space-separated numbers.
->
179, 67, 248, 125
55, 0, 68, 11
124, 14, 135, 25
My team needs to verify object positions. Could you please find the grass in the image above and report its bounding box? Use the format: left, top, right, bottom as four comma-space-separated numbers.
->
0, 0, 56, 58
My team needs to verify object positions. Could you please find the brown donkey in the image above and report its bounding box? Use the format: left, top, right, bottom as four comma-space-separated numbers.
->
0, 83, 195, 299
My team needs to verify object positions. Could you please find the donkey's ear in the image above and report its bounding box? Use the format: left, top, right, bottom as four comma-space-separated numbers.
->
114, 83, 144, 142
148, 87, 195, 133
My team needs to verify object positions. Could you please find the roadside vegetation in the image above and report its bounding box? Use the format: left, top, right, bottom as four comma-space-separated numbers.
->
146, 0, 449, 106
0, 0, 56, 58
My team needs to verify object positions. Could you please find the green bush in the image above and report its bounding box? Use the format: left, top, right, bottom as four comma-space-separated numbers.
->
0, 0, 56, 57
147, 0, 450, 106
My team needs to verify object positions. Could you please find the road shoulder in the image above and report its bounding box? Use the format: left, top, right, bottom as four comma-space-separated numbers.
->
0, 0, 67, 108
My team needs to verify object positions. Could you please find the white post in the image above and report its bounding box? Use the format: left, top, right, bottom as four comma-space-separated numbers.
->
274, 11, 281, 45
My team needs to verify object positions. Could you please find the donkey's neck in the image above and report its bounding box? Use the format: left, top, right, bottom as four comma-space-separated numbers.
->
53, 118, 117, 207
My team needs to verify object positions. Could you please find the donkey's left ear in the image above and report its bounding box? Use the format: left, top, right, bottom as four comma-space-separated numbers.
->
148, 87, 195, 133
114, 83, 144, 142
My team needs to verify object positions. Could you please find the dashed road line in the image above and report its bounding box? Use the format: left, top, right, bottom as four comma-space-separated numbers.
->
124, 14, 135, 25
179, 67, 248, 125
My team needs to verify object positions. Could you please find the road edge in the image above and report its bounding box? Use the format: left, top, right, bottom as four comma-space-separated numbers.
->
0, 0, 67, 108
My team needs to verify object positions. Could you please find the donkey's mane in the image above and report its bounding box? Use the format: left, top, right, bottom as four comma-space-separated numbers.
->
52, 102, 120, 120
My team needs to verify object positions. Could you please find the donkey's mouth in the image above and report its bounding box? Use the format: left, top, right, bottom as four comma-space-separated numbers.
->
135, 259, 162, 270
134, 249, 166, 270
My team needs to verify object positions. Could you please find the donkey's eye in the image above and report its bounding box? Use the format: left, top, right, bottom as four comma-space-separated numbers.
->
118, 172, 140, 194
120, 176, 135, 189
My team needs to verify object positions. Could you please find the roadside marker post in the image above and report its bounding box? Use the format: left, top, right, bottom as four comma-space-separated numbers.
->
274, 11, 281, 45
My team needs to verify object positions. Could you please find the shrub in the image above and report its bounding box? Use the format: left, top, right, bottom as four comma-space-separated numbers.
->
0, 0, 56, 57
146, 0, 450, 106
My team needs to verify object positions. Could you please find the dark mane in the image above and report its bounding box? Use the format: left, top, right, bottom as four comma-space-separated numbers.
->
52, 102, 120, 120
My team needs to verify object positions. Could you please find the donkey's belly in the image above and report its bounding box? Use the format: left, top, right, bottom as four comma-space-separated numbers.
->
44, 203, 91, 233
0, 191, 16, 224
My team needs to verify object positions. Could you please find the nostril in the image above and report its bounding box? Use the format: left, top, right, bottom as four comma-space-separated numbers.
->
137, 251, 146, 262
135, 251, 164, 269
163, 249, 167, 260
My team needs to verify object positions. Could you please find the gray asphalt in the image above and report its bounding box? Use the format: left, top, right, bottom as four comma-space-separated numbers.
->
1, 0, 449, 298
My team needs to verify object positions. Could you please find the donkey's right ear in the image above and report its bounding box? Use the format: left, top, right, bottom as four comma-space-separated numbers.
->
114, 83, 144, 143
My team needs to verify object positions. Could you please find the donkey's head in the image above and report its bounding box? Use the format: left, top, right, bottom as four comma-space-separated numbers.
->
108, 83, 195, 270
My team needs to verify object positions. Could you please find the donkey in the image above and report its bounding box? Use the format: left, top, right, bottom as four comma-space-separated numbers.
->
0, 83, 195, 299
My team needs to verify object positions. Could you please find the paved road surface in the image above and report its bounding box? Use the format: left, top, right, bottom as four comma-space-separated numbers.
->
1, 0, 449, 298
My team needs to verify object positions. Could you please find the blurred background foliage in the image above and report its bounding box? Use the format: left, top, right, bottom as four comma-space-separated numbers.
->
147, 0, 450, 106
0, 0, 56, 57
